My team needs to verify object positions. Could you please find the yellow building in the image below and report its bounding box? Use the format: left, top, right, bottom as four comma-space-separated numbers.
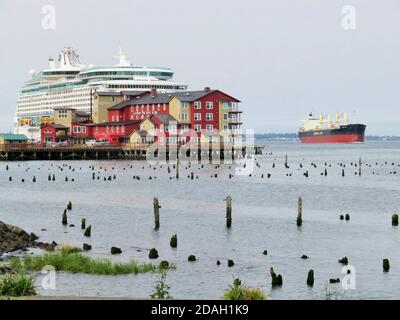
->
168, 97, 191, 131
52, 107, 91, 129
92, 92, 124, 124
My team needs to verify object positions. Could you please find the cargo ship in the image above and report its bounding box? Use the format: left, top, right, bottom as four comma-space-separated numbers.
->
298, 112, 366, 144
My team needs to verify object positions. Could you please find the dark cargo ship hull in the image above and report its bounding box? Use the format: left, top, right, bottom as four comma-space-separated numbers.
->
298, 124, 366, 144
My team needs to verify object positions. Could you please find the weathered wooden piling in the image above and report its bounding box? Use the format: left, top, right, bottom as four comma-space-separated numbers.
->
225, 195, 232, 228
359, 157, 362, 176
270, 267, 283, 286
338, 257, 348, 265
228, 259, 235, 267
383, 259, 390, 272
170, 234, 177, 248
149, 248, 159, 259
307, 270, 314, 286
111, 247, 122, 254
83, 243, 92, 251
297, 196, 303, 226
62, 209, 68, 226
188, 255, 196, 262
176, 158, 180, 179
159, 261, 170, 269
84, 225, 91, 237
81, 218, 86, 230
284, 154, 289, 168
345, 214, 350, 221
392, 214, 398, 226
153, 197, 161, 230
67, 201, 72, 211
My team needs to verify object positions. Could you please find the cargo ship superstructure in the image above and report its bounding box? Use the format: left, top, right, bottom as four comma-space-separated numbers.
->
15, 47, 187, 140
298, 112, 366, 143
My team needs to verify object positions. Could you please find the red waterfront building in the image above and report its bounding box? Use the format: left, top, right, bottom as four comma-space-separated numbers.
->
40, 88, 242, 146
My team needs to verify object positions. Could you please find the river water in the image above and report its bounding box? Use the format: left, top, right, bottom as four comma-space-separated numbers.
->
1, 140, 400, 300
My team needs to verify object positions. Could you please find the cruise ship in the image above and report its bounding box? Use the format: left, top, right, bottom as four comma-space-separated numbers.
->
15, 47, 188, 140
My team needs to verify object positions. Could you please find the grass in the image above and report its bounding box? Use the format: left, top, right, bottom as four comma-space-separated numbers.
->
58, 242, 82, 254
10, 251, 164, 276
0, 274, 36, 297
223, 278, 266, 300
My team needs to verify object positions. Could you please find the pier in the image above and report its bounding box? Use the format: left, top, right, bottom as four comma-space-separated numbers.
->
0, 144, 264, 161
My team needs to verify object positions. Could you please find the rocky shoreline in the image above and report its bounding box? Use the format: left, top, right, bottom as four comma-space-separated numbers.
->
0, 221, 57, 258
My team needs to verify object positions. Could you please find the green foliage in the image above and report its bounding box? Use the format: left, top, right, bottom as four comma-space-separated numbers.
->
223, 278, 266, 300
11, 252, 162, 276
0, 274, 36, 297
150, 270, 173, 300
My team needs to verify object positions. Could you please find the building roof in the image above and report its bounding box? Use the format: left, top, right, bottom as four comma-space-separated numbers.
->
0, 133, 29, 141
87, 120, 142, 127
75, 110, 91, 117
42, 124, 69, 129
128, 130, 149, 138
172, 90, 216, 102
108, 92, 173, 110
151, 114, 178, 124
173, 89, 241, 103
107, 89, 240, 110
72, 120, 92, 125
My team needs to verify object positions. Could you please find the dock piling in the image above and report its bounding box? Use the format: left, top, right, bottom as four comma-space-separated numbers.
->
225, 195, 232, 228
153, 197, 161, 230
297, 196, 303, 226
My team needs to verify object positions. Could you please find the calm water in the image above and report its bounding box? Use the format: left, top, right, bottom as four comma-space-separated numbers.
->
1, 141, 400, 300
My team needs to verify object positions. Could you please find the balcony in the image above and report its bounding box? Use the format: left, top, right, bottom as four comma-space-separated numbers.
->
228, 114, 243, 125
227, 102, 242, 114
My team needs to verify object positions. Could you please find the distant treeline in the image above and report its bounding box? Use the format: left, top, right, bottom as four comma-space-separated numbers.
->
365, 136, 400, 141
255, 133, 400, 141
255, 133, 298, 141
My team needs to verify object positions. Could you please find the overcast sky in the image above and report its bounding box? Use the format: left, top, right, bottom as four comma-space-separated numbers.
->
0, 0, 399, 135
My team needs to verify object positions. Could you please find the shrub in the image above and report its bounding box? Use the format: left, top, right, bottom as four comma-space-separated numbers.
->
150, 270, 173, 300
0, 274, 36, 297
10, 252, 163, 276
223, 278, 266, 300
